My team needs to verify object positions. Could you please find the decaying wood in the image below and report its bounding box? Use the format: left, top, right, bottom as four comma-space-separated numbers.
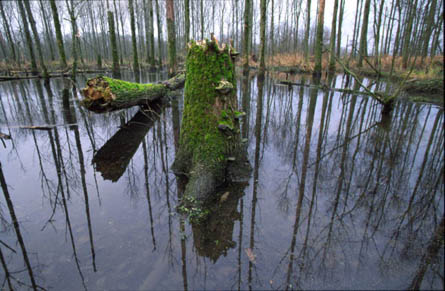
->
81, 73, 185, 113
172, 39, 250, 206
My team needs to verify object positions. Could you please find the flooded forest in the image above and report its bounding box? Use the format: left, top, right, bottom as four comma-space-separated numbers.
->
0, 0, 443, 290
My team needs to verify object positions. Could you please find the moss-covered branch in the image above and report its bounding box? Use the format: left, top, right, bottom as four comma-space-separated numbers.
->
81, 73, 185, 113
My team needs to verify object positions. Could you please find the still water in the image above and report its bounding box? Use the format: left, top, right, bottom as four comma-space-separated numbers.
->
0, 71, 443, 290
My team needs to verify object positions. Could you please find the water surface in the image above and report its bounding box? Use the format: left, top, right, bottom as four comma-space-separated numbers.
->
0, 71, 443, 290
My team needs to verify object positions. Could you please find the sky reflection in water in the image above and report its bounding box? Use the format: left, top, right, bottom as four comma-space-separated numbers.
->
0, 71, 443, 290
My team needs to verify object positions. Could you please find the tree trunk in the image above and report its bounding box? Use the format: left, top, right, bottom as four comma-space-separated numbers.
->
184, 0, 190, 45
147, 0, 156, 67
66, 0, 78, 78
49, 0, 67, 69
0, 1, 17, 65
243, 0, 251, 70
23, 0, 48, 78
270, 0, 274, 57
351, 0, 362, 58
129, 0, 140, 73
166, 0, 177, 76
358, 0, 371, 67
108, 9, 120, 77
172, 39, 248, 205
313, 0, 326, 76
336, 0, 345, 57
81, 73, 185, 113
39, 0, 55, 62
155, 0, 163, 65
200, 0, 204, 40
421, 0, 437, 61
143, 0, 152, 66
17, 0, 38, 75
373, 0, 385, 68
303, 0, 312, 61
328, 0, 339, 72
259, 0, 267, 71
402, 0, 418, 69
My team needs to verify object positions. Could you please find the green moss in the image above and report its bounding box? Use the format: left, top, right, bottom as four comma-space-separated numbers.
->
234, 111, 246, 118
178, 195, 210, 224
178, 40, 237, 172
102, 76, 167, 103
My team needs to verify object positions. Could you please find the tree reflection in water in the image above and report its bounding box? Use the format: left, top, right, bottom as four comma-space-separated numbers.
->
0, 72, 442, 290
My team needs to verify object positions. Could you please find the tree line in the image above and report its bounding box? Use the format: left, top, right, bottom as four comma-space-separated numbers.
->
0, 0, 442, 77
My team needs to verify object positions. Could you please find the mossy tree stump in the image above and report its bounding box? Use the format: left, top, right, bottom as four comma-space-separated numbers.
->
172, 39, 248, 205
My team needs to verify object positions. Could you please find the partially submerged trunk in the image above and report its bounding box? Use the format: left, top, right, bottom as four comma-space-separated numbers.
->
81, 73, 185, 113
172, 39, 250, 207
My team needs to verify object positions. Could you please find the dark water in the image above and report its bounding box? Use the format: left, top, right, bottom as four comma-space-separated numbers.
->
0, 71, 443, 290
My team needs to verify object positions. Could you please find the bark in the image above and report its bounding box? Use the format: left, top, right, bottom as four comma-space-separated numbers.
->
402, 0, 418, 69
129, 0, 140, 72
81, 73, 185, 113
328, 0, 339, 72
108, 10, 120, 77
166, 0, 177, 76
0, 1, 17, 64
336, 0, 345, 56
358, 0, 371, 67
200, 0, 204, 40
17, 0, 38, 75
383, 1, 395, 55
148, 0, 156, 67
118, 1, 126, 64
155, 0, 163, 65
270, 0, 274, 57
243, 0, 251, 69
39, 0, 55, 61
172, 39, 248, 205
303, 0, 312, 61
259, 0, 267, 71
143, 0, 151, 66
421, 0, 437, 60
373, 0, 385, 68
23, 0, 48, 77
184, 0, 190, 44
66, 0, 78, 78
313, 0, 326, 76
49, 0, 67, 69
351, 0, 363, 58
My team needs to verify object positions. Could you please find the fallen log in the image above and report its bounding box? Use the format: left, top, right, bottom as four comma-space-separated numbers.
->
81, 73, 185, 113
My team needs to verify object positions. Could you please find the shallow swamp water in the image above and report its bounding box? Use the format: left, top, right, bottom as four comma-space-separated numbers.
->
0, 71, 443, 290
